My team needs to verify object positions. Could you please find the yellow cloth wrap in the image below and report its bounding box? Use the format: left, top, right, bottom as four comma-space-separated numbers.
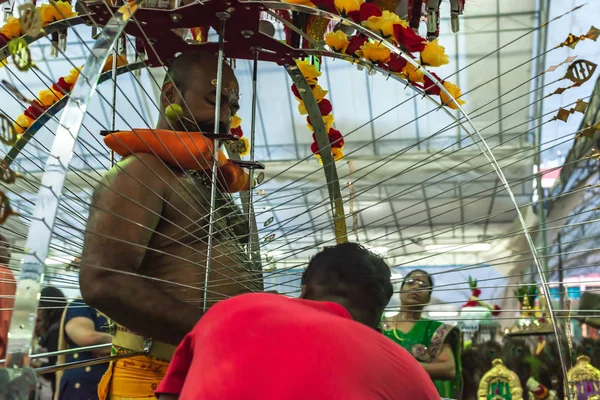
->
98, 347, 169, 400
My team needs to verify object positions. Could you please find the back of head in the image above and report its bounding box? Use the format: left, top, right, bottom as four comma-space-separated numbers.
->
301, 243, 393, 329
39, 286, 67, 330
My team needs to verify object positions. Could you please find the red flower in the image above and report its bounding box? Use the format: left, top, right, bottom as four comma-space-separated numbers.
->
328, 128, 344, 148
318, 99, 332, 116
471, 288, 482, 298
492, 305, 501, 317
345, 34, 368, 57
291, 84, 301, 99
231, 126, 243, 138
423, 72, 443, 95
386, 53, 407, 72
0, 33, 9, 47
310, 141, 319, 155
462, 300, 479, 308
348, 2, 382, 23
393, 24, 426, 52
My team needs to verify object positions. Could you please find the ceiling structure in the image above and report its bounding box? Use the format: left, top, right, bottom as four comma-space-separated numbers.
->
1, 0, 598, 312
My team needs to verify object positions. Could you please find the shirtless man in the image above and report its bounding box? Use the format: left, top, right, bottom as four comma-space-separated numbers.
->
79, 52, 256, 399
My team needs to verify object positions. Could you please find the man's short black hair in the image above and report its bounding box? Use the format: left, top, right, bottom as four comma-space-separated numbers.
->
301, 242, 393, 328
401, 269, 434, 298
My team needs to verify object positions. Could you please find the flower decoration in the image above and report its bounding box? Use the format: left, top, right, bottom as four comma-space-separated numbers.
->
345, 34, 368, 57
325, 30, 350, 53
283, 0, 316, 7
347, 2, 381, 23
462, 276, 501, 317
12, 56, 127, 135
291, 57, 344, 162
421, 39, 449, 67
356, 41, 391, 63
440, 81, 466, 110
39, 1, 76, 24
361, 10, 405, 40
0, 0, 76, 48
334, 0, 363, 15
393, 24, 426, 52
401, 61, 425, 83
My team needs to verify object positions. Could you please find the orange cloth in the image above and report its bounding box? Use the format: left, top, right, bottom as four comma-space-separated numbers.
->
98, 347, 169, 400
104, 129, 250, 193
0, 265, 16, 360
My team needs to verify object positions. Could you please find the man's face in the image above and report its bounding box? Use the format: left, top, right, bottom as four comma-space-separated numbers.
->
400, 272, 431, 308
178, 63, 240, 134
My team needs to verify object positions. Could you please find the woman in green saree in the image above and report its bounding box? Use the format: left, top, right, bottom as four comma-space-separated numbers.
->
382, 270, 462, 399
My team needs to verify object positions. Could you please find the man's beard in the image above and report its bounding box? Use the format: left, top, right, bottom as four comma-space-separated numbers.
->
180, 118, 229, 135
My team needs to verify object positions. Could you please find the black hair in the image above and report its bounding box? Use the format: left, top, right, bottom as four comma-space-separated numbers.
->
301, 242, 393, 329
400, 269, 434, 298
39, 286, 66, 333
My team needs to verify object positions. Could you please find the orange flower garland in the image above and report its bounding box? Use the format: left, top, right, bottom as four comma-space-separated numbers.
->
13, 55, 127, 134
292, 58, 344, 162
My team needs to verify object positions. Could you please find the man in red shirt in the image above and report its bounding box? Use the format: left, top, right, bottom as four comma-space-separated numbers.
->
156, 243, 440, 400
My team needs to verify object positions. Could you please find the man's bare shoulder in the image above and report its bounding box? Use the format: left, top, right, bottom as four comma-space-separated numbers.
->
103, 153, 176, 187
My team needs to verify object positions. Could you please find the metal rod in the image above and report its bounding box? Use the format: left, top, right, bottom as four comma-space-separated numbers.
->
0, 343, 112, 365
246, 51, 259, 259
203, 13, 228, 312
34, 350, 146, 376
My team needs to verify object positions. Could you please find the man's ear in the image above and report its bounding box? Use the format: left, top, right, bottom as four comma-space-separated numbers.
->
160, 80, 182, 110
299, 284, 308, 299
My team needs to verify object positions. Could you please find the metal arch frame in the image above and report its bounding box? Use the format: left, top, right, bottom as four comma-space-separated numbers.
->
2, 5, 135, 376
261, 1, 569, 385
2, 62, 146, 168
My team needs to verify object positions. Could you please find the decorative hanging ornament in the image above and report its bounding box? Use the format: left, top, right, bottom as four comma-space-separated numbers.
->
18, 3, 42, 37
0, 163, 18, 184
0, 114, 18, 146
0, 191, 14, 225
264, 216, 274, 227
8, 37, 33, 71
565, 59, 597, 84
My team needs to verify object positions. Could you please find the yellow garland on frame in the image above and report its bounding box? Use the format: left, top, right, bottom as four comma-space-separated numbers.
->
293, 59, 344, 162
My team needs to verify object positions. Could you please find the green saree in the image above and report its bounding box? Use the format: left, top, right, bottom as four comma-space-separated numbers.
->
383, 319, 462, 399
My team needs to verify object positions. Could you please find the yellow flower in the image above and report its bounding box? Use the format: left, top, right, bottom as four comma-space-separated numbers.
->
295, 59, 321, 83
421, 39, 449, 67
312, 84, 328, 102
356, 41, 391, 63
239, 137, 250, 157
102, 54, 128, 73
0, 59, 7, 68
14, 114, 34, 134
314, 146, 344, 163
63, 67, 81, 85
0, 16, 23, 39
325, 30, 349, 53
334, 0, 363, 14
231, 114, 242, 129
307, 114, 335, 132
332, 147, 344, 161
440, 81, 466, 110
51, 86, 65, 99
118, 1, 139, 21
39, 1, 77, 25
282, 0, 316, 7
297, 101, 308, 115
38, 88, 59, 107
361, 10, 405, 39
401, 61, 424, 83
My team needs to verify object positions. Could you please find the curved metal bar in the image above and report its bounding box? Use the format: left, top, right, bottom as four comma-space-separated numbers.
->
0, 17, 85, 62
265, 1, 569, 385
2, 5, 135, 378
2, 62, 146, 169
34, 350, 146, 375
286, 65, 348, 243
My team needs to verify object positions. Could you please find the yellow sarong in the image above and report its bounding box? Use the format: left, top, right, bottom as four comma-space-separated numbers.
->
98, 347, 169, 400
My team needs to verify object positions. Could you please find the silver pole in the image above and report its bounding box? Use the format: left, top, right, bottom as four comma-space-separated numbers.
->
110, 43, 119, 167
246, 51, 258, 259
0, 343, 112, 365
203, 13, 229, 312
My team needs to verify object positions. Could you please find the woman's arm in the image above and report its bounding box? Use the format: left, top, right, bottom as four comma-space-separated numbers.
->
419, 344, 456, 380
65, 317, 113, 356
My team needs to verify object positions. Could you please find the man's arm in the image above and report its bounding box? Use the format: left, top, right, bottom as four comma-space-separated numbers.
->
80, 153, 203, 344
419, 344, 456, 380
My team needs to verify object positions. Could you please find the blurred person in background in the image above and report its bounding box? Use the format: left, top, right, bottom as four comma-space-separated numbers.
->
32, 286, 67, 400
382, 269, 462, 399
55, 259, 112, 400
0, 232, 15, 361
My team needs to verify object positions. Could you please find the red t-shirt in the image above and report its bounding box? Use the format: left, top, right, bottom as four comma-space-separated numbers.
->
156, 293, 439, 400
